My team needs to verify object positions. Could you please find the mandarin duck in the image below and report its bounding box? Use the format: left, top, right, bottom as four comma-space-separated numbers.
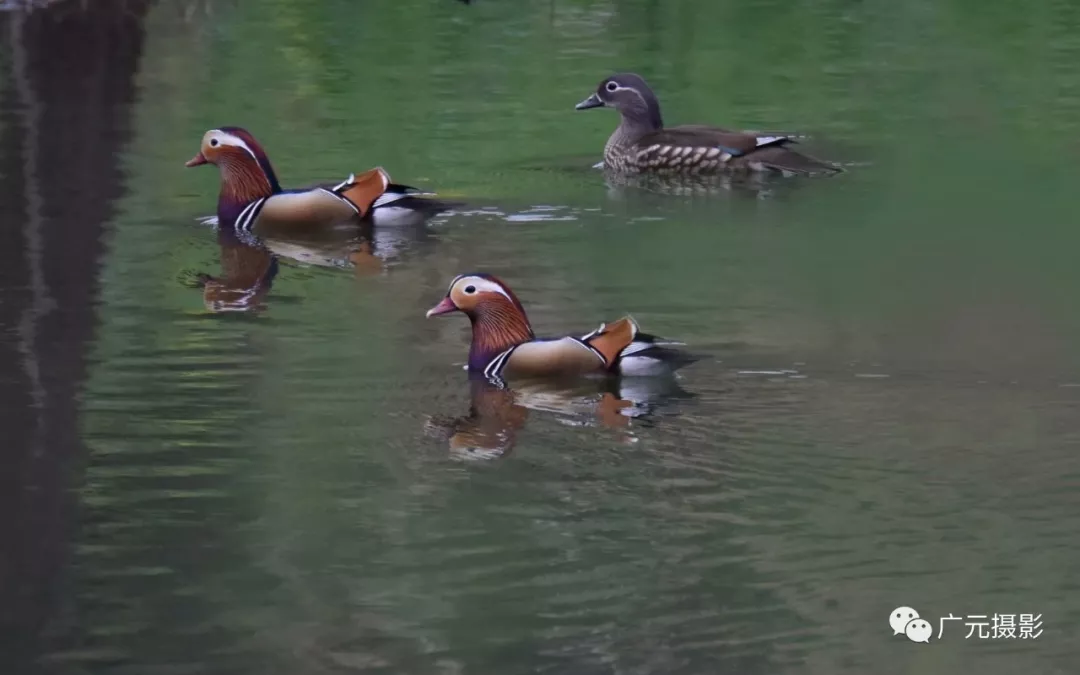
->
426, 273, 695, 381
576, 73, 840, 176
186, 127, 449, 234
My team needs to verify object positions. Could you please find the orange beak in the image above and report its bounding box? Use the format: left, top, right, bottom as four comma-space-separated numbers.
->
185, 152, 208, 167
425, 296, 458, 318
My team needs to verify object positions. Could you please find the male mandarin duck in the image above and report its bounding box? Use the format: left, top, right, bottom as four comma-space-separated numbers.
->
575, 73, 840, 176
426, 273, 695, 380
186, 127, 447, 233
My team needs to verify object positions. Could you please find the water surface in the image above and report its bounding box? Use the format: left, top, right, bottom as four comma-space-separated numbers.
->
2, 1, 1079, 674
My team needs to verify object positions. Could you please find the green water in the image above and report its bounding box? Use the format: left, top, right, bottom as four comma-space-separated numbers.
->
4, 0, 1080, 673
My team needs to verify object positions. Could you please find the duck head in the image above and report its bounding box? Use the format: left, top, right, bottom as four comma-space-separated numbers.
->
575, 73, 664, 131
427, 273, 535, 371
186, 127, 282, 211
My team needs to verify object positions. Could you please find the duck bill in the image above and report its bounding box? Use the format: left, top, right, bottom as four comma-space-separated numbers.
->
185, 152, 208, 167
575, 93, 604, 110
426, 297, 459, 318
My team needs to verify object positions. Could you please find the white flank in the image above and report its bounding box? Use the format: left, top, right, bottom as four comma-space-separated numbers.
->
618, 355, 670, 377
319, 187, 359, 214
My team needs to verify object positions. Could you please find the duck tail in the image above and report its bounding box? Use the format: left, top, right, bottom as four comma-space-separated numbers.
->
616, 323, 698, 376
374, 182, 437, 208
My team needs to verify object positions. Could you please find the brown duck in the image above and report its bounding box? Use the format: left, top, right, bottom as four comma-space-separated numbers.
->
426, 273, 694, 380
576, 73, 840, 176
186, 127, 445, 234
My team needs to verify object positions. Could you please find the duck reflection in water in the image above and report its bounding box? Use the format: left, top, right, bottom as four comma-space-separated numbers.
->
602, 166, 788, 201
425, 374, 692, 461
255, 215, 440, 279
196, 206, 450, 312
197, 228, 278, 313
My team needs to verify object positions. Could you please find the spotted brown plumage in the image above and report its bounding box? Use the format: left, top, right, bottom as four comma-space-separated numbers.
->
186, 127, 449, 233
575, 73, 841, 176
426, 273, 696, 380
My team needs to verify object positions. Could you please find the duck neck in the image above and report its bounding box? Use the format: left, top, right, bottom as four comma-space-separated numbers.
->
217, 154, 279, 224
468, 301, 535, 371
607, 103, 664, 156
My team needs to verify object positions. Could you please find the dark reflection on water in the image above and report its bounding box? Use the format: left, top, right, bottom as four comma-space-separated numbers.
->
3, 0, 1080, 674
194, 210, 449, 312
0, 1, 149, 672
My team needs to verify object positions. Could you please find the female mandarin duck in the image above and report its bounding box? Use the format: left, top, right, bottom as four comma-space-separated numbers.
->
576, 73, 840, 176
186, 127, 445, 233
426, 273, 694, 380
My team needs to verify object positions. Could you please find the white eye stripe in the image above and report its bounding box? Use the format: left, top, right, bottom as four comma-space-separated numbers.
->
610, 86, 649, 111
452, 276, 514, 302
210, 131, 261, 165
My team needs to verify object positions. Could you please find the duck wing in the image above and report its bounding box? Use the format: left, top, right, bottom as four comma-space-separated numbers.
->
638, 126, 793, 157
637, 126, 838, 175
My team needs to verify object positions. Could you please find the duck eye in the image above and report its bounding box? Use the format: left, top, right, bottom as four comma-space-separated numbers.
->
605, 81, 618, 92
210, 138, 219, 147
464, 285, 476, 294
